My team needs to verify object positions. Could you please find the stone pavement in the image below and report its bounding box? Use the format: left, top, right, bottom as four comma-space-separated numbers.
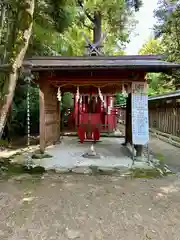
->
32, 137, 133, 170
29, 136, 171, 176
149, 136, 180, 173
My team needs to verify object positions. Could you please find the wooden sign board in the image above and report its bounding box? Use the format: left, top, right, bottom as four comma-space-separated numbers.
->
131, 82, 149, 145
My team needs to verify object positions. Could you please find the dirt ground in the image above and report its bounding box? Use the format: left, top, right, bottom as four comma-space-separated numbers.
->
1, 173, 180, 240
1, 127, 180, 240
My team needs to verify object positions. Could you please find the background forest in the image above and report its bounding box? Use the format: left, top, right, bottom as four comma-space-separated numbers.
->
0, 0, 179, 143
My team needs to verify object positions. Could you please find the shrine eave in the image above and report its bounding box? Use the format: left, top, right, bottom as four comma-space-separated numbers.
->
23, 55, 180, 73
149, 90, 180, 101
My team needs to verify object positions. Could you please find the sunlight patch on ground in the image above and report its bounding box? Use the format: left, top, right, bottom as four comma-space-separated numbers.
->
0, 145, 39, 158
21, 197, 35, 203
155, 192, 166, 200
161, 185, 179, 194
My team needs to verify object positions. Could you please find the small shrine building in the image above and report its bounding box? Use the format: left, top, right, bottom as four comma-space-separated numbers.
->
23, 55, 180, 158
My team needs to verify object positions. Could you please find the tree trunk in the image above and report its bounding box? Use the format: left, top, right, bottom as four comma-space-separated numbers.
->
0, 3, 6, 43
2, 9, 16, 64
93, 11, 102, 45
0, 0, 35, 139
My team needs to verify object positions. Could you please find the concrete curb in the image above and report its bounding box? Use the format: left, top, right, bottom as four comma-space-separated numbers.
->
150, 129, 180, 148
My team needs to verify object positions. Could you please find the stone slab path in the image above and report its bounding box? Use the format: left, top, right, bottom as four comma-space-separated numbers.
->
32, 137, 133, 170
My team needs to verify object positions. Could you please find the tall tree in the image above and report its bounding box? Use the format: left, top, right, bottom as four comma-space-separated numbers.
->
0, 0, 75, 139
28, 0, 142, 57
0, 0, 143, 140
76, 0, 142, 54
154, 0, 180, 87
27, 0, 76, 56
0, 0, 35, 138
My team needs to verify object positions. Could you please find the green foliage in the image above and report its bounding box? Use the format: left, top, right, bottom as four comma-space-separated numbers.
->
47, 0, 75, 33
138, 38, 164, 55
27, 0, 77, 56
28, 0, 142, 57
115, 93, 127, 106
7, 79, 39, 137
61, 92, 74, 110
154, 0, 180, 87
147, 74, 175, 96
1, 0, 72, 140
138, 1, 180, 95
138, 37, 177, 95
74, 0, 141, 54
1, 0, 143, 141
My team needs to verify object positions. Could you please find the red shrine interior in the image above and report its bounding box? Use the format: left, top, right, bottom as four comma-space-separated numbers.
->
37, 69, 146, 145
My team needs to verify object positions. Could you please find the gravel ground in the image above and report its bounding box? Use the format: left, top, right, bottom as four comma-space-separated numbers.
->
1, 126, 180, 240
1, 173, 180, 240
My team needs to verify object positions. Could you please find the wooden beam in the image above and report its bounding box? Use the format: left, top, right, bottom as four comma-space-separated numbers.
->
48, 86, 123, 94
47, 77, 145, 83
39, 70, 146, 82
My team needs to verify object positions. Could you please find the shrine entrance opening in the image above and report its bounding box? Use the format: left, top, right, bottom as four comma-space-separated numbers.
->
59, 86, 119, 142
61, 92, 75, 133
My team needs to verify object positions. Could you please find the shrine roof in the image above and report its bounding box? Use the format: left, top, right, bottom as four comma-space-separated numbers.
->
149, 90, 180, 101
23, 55, 180, 73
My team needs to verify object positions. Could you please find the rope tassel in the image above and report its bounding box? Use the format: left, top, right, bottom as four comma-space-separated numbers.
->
76, 86, 80, 102
57, 87, 61, 102
98, 87, 106, 108
122, 84, 127, 97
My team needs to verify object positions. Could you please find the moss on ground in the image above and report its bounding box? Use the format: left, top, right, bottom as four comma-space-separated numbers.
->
0, 157, 45, 178
154, 153, 165, 161
31, 149, 52, 159
0, 139, 9, 148
130, 165, 174, 179
130, 168, 163, 178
